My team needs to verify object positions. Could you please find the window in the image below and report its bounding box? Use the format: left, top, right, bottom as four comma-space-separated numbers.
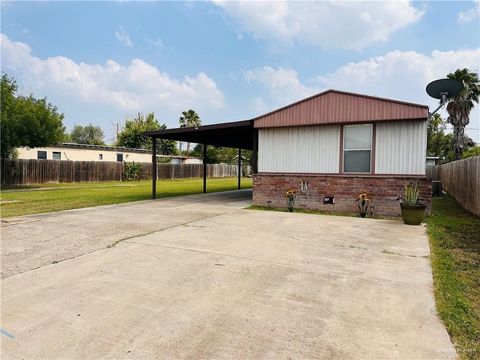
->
99, 154, 103, 160
52, 151, 61, 160
343, 124, 372, 173
116, 153, 123, 162
37, 151, 47, 160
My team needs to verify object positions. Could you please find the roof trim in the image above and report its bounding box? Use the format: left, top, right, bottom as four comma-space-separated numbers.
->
144, 120, 254, 149
144, 120, 252, 137
252, 89, 429, 122
56, 143, 152, 154
255, 117, 427, 129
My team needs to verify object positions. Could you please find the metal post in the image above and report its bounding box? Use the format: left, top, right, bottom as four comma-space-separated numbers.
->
237, 148, 241, 190
203, 144, 207, 194
152, 137, 157, 199
252, 128, 258, 174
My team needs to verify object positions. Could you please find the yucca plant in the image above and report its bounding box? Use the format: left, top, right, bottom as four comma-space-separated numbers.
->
402, 182, 420, 206
398, 181, 426, 225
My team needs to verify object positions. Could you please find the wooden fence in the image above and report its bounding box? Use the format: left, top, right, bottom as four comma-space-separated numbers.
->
425, 165, 439, 180
435, 156, 480, 217
1, 159, 251, 186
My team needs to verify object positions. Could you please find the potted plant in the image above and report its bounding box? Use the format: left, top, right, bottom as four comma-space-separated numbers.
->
355, 192, 373, 218
398, 182, 426, 225
285, 189, 297, 212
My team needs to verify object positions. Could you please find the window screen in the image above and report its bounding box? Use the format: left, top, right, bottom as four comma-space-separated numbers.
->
52, 151, 61, 160
37, 151, 47, 160
117, 153, 123, 162
343, 124, 372, 173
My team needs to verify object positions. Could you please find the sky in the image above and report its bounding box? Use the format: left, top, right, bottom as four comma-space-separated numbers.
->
1, 0, 479, 144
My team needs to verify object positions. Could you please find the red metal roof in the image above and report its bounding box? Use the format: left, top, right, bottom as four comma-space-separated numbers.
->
253, 90, 428, 128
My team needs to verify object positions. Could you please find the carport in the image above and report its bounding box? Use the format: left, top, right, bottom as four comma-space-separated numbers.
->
145, 120, 257, 199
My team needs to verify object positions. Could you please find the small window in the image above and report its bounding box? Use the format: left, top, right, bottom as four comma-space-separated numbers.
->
52, 151, 61, 160
37, 151, 47, 160
343, 124, 372, 173
99, 154, 103, 160
116, 153, 123, 162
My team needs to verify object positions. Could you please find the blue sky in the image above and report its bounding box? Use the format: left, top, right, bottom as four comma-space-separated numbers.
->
1, 0, 479, 143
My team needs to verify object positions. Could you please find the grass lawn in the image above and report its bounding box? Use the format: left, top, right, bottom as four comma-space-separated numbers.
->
0, 177, 252, 218
426, 195, 480, 359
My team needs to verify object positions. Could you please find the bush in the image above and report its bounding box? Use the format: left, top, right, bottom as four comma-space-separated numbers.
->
123, 162, 142, 181
462, 146, 480, 159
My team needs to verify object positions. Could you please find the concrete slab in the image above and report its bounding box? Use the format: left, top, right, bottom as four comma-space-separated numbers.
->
1, 190, 252, 279
1, 191, 455, 359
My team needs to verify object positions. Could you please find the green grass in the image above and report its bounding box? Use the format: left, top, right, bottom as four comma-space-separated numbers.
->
426, 195, 480, 359
0, 177, 252, 218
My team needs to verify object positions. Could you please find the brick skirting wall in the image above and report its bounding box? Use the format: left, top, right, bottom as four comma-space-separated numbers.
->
253, 173, 431, 217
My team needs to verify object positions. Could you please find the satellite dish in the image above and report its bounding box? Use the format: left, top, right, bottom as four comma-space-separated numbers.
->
426, 78, 463, 101
426, 78, 464, 118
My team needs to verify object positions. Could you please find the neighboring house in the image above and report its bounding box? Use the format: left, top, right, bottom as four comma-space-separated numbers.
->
146, 89, 432, 216
17, 143, 202, 164
169, 156, 204, 165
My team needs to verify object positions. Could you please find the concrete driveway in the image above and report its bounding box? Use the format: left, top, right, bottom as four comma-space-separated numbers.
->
1, 190, 455, 359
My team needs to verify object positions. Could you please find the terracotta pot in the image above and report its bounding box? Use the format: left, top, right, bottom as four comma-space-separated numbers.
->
400, 203, 426, 225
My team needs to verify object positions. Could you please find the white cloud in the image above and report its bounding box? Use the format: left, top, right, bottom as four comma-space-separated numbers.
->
114, 26, 133, 47
213, 0, 424, 50
0, 33, 224, 113
244, 66, 317, 112
458, 0, 480, 24
245, 49, 480, 141
316, 49, 480, 104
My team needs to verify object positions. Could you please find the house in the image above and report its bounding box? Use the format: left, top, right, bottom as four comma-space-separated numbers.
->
17, 143, 202, 164
146, 90, 432, 216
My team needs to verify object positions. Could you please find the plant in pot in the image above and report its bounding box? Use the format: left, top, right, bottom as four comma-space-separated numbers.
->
355, 192, 373, 218
398, 182, 426, 225
285, 189, 297, 212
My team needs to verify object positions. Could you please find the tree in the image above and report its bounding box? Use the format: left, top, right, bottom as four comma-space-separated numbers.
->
446, 68, 479, 160
190, 144, 253, 165
462, 146, 480, 159
69, 124, 105, 145
1, 73, 66, 158
116, 112, 178, 155
426, 114, 453, 161
178, 109, 201, 154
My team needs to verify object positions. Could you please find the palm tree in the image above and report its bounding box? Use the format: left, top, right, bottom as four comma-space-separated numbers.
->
446, 68, 480, 160
179, 109, 201, 154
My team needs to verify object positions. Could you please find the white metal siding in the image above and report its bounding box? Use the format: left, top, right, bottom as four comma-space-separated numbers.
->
375, 120, 427, 175
258, 125, 340, 173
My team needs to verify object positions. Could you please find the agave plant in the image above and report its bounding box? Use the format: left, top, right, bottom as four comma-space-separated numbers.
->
401, 182, 420, 206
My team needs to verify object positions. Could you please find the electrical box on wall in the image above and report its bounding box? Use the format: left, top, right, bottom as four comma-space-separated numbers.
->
323, 196, 335, 204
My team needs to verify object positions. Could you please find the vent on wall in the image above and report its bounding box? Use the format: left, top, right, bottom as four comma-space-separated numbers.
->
323, 196, 335, 204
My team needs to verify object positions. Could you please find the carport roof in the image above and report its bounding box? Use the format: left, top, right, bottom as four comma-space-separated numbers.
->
144, 120, 254, 150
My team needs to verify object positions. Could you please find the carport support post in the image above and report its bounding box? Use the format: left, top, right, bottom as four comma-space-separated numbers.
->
237, 148, 241, 190
203, 144, 207, 194
152, 137, 157, 199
